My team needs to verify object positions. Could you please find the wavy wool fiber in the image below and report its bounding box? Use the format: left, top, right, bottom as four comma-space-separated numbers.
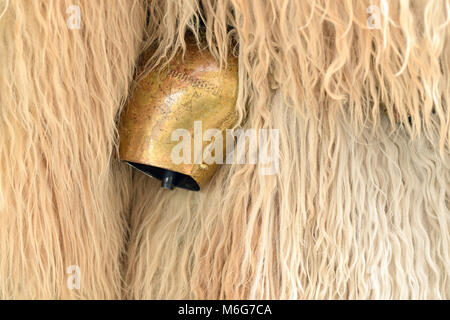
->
0, 0, 146, 298
1, 0, 449, 299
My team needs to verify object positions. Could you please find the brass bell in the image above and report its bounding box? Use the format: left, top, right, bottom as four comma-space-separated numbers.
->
118, 36, 238, 191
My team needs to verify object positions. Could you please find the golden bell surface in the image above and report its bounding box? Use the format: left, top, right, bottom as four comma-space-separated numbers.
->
118, 37, 238, 191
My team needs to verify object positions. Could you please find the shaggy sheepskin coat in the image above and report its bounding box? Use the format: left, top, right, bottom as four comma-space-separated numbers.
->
0, 0, 449, 299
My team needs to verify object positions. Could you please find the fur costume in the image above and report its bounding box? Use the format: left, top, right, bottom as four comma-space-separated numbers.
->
0, 0, 449, 299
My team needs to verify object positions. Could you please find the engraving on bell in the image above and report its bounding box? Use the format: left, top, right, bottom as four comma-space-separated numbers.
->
118, 36, 239, 191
